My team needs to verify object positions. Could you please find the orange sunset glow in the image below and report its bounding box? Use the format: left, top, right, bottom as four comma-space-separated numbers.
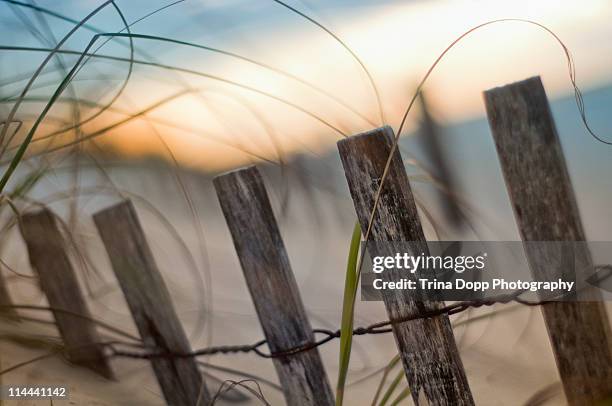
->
14, 0, 612, 171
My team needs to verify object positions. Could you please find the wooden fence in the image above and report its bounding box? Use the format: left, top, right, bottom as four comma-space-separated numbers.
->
10, 75, 612, 405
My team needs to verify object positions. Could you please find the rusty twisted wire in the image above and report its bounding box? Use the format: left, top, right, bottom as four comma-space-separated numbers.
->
107, 290, 547, 360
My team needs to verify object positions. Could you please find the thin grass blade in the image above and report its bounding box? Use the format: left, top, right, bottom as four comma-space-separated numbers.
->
336, 221, 361, 406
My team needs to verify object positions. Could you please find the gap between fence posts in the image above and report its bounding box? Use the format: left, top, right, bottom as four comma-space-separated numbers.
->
93, 200, 209, 406
19, 209, 113, 379
214, 166, 335, 406
337, 127, 474, 406
484, 76, 612, 405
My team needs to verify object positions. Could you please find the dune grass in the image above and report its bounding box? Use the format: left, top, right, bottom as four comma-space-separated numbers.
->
336, 221, 361, 405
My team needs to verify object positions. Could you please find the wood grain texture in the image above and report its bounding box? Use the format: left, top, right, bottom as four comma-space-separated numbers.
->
93, 201, 208, 406
337, 127, 474, 406
20, 209, 113, 378
214, 166, 334, 406
484, 76, 612, 405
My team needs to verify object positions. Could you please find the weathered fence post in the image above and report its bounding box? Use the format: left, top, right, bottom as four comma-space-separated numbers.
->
20, 209, 113, 378
213, 166, 335, 406
93, 201, 209, 406
484, 76, 612, 405
337, 127, 474, 405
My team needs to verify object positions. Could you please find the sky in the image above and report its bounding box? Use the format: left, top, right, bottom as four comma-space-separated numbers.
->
1, 0, 612, 170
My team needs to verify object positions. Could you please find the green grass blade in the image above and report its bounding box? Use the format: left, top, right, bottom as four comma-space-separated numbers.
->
389, 386, 411, 406
335, 221, 361, 406
378, 369, 404, 406
9, 168, 45, 199
371, 355, 400, 405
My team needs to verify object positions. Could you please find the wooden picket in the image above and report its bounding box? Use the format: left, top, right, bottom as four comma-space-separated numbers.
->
20, 209, 113, 378
214, 166, 335, 406
337, 127, 474, 405
93, 201, 210, 405
484, 76, 612, 405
